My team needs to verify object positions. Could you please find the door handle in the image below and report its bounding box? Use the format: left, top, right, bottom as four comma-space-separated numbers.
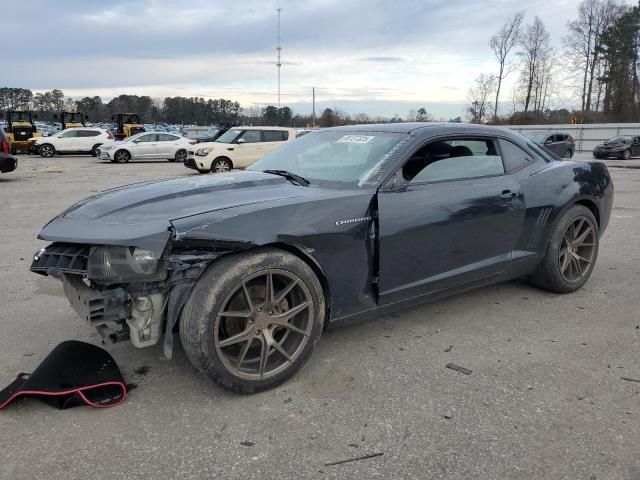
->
499, 190, 516, 200
227, 147, 234, 151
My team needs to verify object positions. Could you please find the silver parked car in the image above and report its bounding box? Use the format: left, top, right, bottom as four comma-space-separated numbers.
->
97, 132, 197, 163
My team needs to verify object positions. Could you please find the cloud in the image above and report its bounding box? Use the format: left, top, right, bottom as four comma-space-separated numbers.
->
358, 57, 407, 63
5, 0, 634, 117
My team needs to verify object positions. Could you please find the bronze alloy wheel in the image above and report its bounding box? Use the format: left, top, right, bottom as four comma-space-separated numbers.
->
214, 269, 314, 380
558, 215, 597, 282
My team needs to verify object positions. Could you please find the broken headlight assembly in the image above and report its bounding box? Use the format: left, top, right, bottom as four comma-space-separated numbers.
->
87, 246, 166, 284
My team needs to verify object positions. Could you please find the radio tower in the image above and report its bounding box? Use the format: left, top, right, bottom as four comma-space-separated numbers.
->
276, 8, 282, 109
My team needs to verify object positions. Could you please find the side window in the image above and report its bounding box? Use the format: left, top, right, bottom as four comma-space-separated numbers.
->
263, 130, 288, 142
78, 130, 100, 137
499, 139, 535, 172
405, 138, 504, 184
59, 130, 79, 138
240, 130, 261, 143
136, 134, 157, 143
158, 133, 178, 141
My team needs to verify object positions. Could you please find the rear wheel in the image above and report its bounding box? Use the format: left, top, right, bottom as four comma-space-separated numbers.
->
212, 157, 232, 173
530, 205, 599, 293
622, 149, 631, 160
180, 248, 325, 394
39, 144, 55, 158
172, 149, 187, 162
90, 144, 101, 157
113, 150, 131, 163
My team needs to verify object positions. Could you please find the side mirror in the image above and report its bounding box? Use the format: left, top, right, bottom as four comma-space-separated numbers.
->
236, 138, 246, 144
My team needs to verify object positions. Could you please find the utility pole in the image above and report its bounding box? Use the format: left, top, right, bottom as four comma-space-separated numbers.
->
276, 8, 282, 109
312, 87, 315, 127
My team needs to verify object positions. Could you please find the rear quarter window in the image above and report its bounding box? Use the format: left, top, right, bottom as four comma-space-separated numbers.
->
499, 139, 536, 171
263, 130, 288, 142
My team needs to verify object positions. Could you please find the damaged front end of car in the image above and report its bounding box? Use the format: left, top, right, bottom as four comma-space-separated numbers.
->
30, 236, 251, 359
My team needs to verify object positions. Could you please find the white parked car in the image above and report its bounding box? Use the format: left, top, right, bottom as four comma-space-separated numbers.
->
31, 128, 113, 157
96, 132, 197, 163
185, 126, 296, 173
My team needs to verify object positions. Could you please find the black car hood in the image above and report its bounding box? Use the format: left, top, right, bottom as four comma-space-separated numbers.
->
58, 171, 308, 224
37, 171, 355, 254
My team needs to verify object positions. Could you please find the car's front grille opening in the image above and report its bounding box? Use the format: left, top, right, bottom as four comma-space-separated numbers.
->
30, 242, 91, 276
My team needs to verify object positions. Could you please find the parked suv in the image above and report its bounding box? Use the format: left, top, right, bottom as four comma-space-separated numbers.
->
593, 135, 640, 159
0, 126, 17, 174
526, 132, 575, 158
186, 126, 296, 173
31, 128, 113, 157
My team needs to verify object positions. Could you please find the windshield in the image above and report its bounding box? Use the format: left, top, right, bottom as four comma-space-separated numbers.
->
10, 112, 32, 122
125, 132, 147, 142
248, 131, 406, 185
64, 113, 83, 123
122, 115, 140, 124
606, 136, 629, 143
216, 129, 243, 143
527, 133, 548, 143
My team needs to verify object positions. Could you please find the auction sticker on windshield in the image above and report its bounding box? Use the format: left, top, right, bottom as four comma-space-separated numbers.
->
337, 135, 375, 144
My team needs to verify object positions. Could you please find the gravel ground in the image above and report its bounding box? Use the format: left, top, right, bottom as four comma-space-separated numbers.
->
0, 152, 638, 480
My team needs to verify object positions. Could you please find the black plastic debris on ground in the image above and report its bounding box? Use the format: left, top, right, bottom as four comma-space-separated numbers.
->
0, 340, 127, 410
446, 363, 472, 375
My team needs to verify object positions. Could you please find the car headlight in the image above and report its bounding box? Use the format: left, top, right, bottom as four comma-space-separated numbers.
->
87, 246, 165, 283
195, 147, 210, 156
100, 145, 114, 151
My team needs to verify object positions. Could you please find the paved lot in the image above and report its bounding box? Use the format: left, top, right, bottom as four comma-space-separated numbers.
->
0, 152, 639, 479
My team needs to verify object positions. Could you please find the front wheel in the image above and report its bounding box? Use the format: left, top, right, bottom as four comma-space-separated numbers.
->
113, 150, 131, 163
180, 248, 325, 394
212, 157, 232, 173
39, 144, 55, 158
622, 149, 631, 160
530, 205, 599, 293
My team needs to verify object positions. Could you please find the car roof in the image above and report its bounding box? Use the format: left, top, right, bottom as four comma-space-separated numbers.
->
230, 126, 295, 132
320, 122, 525, 139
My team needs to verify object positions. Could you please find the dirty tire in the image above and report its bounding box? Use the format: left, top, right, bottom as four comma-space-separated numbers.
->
529, 205, 599, 293
39, 144, 55, 158
180, 247, 325, 394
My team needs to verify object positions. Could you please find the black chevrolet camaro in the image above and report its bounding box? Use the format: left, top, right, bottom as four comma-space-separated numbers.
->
31, 123, 614, 393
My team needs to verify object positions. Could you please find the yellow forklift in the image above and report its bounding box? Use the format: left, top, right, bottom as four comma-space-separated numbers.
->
112, 113, 145, 141
1, 111, 42, 154
56, 111, 88, 130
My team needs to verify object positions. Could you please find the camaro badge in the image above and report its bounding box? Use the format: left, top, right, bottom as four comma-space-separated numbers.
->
335, 216, 372, 226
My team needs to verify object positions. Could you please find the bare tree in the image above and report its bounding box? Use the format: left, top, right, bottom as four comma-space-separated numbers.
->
489, 11, 524, 122
518, 16, 552, 112
466, 74, 497, 123
564, 0, 624, 113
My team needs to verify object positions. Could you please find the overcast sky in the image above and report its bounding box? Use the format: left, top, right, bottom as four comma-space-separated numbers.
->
4, 0, 635, 118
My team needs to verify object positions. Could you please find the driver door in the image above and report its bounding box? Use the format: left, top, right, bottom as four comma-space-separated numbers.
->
132, 133, 159, 158
376, 136, 526, 304
55, 129, 80, 152
632, 137, 640, 157
233, 130, 264, 168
